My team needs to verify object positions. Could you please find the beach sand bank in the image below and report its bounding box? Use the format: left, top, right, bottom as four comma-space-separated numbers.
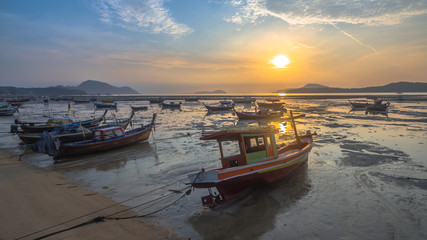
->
0, 149, 178, 240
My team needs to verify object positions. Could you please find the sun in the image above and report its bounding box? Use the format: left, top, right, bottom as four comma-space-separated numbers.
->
271, 55, 290, 68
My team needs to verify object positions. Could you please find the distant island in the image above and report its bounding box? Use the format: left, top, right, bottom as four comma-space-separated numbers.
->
0, 80, 139, 96
275, 82, 427, 93
74, 80, 139, 95
194, 90, 227, 94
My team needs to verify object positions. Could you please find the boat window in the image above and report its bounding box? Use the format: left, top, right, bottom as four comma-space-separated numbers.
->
220, 140, 241, 158
114, 129, 123, 137
104, 130, 116, 139
94, 131, 102, 141
244, 136, 266, 153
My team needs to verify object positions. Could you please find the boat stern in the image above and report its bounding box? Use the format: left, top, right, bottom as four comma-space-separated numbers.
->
188, 170, 218, 187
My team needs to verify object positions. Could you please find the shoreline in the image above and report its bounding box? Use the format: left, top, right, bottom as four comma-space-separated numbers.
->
0, 149, 179, 240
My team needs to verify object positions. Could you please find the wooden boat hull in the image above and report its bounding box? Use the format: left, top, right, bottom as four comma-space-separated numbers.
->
55, 125, 152, 159
18, 110, 107, 133
190, 135, 313, 201
204, 103, 234, 111
94, 103, 117, 109
0, 108, 17, 116
234, 111, 282, 120
18, 131, 94, 145
257, 102, 284, 109
366, 102, 390, 111
161, 103, 181, 109
348, 100, 367, 108
130, 106, 148, 111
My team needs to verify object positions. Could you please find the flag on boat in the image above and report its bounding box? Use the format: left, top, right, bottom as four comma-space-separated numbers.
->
68, 101, 71, 113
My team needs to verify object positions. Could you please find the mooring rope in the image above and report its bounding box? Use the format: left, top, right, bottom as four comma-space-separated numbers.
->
16, 177, 189, 240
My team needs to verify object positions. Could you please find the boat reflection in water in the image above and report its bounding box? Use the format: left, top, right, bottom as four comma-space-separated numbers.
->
189, 164, 310, 240
52, 141, 156, 171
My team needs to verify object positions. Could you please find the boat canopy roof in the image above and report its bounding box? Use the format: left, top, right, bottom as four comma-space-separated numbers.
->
200, 125, 276, 141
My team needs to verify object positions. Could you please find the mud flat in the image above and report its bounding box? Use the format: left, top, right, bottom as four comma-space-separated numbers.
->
0, 149, 178, 240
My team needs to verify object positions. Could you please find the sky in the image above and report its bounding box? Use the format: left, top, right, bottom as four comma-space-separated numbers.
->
0, 0, 427, 94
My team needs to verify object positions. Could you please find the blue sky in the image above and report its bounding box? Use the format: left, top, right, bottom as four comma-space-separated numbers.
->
1, 0, 427, 93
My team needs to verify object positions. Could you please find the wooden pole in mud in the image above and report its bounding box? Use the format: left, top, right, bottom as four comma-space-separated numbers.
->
289, 110, 302, 146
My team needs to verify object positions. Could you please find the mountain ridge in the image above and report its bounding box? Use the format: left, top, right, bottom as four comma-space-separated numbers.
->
0, 80, 139, 96
275, 81, 427, 93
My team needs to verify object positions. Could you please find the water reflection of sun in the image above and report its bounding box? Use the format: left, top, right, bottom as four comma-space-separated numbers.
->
279, 122, 287, 133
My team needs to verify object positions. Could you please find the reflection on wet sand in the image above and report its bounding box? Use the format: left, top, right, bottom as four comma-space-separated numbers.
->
189, 165, 310, 240
52, 141, 155, 171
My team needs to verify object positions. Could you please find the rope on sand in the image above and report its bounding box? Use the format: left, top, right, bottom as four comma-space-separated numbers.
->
16, 178, 190, 240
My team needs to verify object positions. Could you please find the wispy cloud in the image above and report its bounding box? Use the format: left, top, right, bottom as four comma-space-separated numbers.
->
226, 0, 427, 51
227, 0, 427, 26
93, 0, 193, 38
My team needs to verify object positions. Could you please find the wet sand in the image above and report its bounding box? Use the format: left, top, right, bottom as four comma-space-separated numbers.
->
0, 149, 176, 240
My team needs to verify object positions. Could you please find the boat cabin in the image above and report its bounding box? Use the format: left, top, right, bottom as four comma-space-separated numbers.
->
93, 127, 125, 141
201, 126, 278, 169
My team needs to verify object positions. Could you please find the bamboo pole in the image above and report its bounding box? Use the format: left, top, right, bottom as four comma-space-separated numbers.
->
289, 110, 302, 146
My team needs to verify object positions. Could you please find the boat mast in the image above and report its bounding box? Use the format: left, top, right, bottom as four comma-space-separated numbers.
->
289, 110, 302, 146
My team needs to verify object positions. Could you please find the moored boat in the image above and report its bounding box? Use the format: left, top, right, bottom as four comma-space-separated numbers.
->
232, 96, 256, 104
161, 101, 181, 109
204, 101, 235, 111
130, 105, 148, 111
39, 113, 156, 160
148, 98, 164, 104
185, 97, 199, 102
348, 99, 368, 108
15, 110, 108, 133
234, 109, 283, 120
366, 102, 390, 111
94, 102, 117, 109
0, 103, 17, 116
19, 111, 135, 144
257, 102, 285, 111
188, 111, 316, 207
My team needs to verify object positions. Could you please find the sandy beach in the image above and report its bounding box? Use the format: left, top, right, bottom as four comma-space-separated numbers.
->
0, 149, 177, 240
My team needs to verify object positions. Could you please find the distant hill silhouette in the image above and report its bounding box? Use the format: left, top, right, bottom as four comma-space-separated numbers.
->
74, 80, 139, 95
0, 86, 86, 96
0, 80, 139, 96
275, 82, 427, 93
195, 90, 227, 94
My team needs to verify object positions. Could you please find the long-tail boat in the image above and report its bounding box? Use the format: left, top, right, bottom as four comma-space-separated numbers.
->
188, 111, 316, 207
366, 102, 390, 111
257, 102, 285, 111
348, 99, 368, 108
204, 101, 235, 111
234, 109, 284, 120
18, 111, 135, 144
0, 103, 17, 116
161, 101, 181, 109
232, 96, 256, 104
46, 113, 156, 160
130, 105, 148, 111
94, 102, 117, 109
16, 110, 108, 133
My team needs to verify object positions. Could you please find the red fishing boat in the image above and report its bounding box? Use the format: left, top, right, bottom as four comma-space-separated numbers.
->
188, 111, 315, 207
49, 113, 156, 160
